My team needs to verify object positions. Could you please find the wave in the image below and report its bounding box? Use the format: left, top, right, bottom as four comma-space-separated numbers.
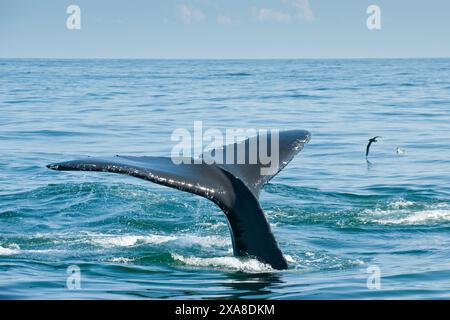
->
173, 234, 231, 249
362, 201, 450, 226
89, 234, 177, 247
386, 199, 416, 209
197, 221, 227, 230
0, 244, 20, 256
2, 130, 92, 137
259, 93, 326, 100
222, 72, 252, 77
107, 257, 134, 263
12, 231, 230, 250
285, 251, 365, 272
265, 183, 450, 227
0, 243, 68, 256
171, 254, 274, 273
372, 208, 450, 226
171, 251, 364, 273
86, 232, 230, 249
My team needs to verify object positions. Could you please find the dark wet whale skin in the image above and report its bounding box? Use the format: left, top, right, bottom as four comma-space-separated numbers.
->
47, 130, 311, 270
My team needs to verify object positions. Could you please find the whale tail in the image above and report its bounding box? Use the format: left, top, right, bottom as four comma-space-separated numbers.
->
47, 130, 311, 270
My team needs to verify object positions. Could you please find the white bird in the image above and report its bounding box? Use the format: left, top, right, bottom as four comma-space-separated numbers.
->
396, 147, 406, 156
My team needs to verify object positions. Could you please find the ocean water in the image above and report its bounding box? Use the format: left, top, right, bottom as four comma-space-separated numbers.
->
1, 58, 450, 299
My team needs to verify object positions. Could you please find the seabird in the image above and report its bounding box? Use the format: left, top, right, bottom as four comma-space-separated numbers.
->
366, 136, 380, 157
396, 147, 406, 156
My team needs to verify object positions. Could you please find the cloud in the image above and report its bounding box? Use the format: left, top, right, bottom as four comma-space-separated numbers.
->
178, 4, 205, 24
252, 8, 291, 23
217, 15, 232, 25
284, 0, 315, 21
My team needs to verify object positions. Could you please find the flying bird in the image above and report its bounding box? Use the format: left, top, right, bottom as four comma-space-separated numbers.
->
366, 136, 380, 157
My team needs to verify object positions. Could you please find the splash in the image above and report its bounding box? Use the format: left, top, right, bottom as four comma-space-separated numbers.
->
175, 234, 231, 248
171, 254, 274, 273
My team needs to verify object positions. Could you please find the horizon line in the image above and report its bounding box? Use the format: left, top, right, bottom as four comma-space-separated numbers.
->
1, 56, 449, 60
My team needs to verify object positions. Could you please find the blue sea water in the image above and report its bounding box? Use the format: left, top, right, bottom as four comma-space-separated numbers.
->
0, 58, 450, 299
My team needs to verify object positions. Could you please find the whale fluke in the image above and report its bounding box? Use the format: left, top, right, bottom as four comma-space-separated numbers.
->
47, 130, 311, 270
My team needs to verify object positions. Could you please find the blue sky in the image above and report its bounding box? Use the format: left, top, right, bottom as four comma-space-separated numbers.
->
1, 0, 449, 58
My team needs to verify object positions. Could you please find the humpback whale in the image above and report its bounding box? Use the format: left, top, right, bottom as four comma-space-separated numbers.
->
47, 130, 311, 270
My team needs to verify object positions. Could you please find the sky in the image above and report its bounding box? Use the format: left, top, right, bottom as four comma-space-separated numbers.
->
0, 0, 449, 59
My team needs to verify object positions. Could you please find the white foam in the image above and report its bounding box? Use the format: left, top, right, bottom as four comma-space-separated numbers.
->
284, 254, 295, 263
353, 259, 365, 266
26, 249, 63, 254
376, 209, 450, 225
87, 232, 229, 249
361, 201, 450, 225
0, 244, 20, 255
109, 257, 134, 263
269, 210, 295, 219
388, 200, 415, 209
172, 254, 274, 273
20, 231, 230, 251
176, 234, 231, 248
90, 234, 176, 247
0, 243, 64, 256
198, 222, 227, 230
